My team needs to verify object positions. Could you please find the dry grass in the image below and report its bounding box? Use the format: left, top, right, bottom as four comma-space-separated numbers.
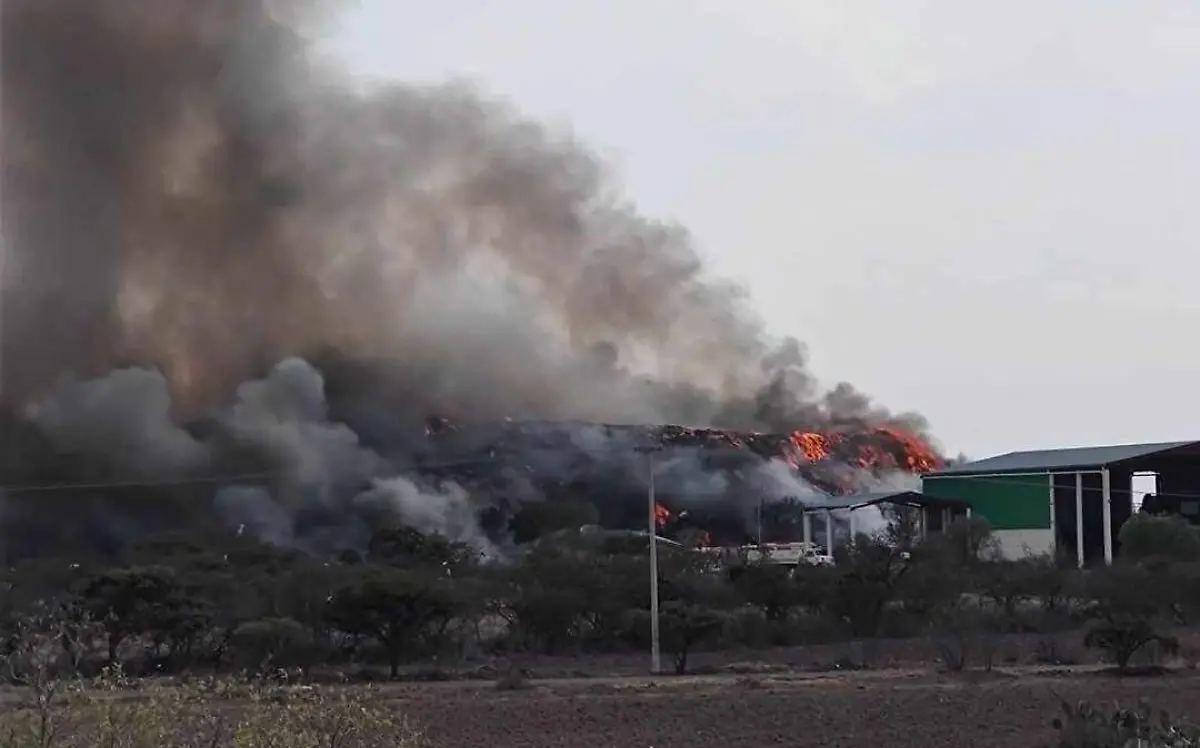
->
0, 670, 426, 748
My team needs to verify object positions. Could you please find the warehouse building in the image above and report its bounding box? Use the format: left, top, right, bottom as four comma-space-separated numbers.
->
921, 441, 1200, 565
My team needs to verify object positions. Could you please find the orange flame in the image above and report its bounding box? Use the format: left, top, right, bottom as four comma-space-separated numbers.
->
783, 425, 943, 483
654, 503, 671, 528
789, 431, 834, 463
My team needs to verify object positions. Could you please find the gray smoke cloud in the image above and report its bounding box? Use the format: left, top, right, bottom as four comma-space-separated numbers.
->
0, 0, 939, 555
217, 358, 496, 554
23, 368, 209, 476
0, 0, 929, 435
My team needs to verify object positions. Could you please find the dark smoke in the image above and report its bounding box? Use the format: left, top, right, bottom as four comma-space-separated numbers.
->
0, 0, 934, 558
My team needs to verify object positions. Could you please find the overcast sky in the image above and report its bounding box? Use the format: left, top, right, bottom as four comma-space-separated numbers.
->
328, 1, 1200, 459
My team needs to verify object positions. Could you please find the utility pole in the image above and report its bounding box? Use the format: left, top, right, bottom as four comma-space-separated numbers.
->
637, 445, 662, 675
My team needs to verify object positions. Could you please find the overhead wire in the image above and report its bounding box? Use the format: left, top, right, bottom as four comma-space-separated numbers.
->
917, 469, 1196, 500
0, 456, 1196, 503
0, 457, 514, 495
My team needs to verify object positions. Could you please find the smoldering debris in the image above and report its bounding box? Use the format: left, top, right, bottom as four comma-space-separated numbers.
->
0, 357, 937, 557
0, 0, 942, 557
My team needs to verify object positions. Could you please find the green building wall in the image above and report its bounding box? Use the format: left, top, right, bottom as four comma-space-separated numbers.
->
922, 473, 1051, 530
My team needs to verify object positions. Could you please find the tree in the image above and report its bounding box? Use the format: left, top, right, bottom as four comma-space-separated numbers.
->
882, 505, 923, 552
830, 535, 910, 639
79, 566, 193, 664
326, 567, 460, 677
502, 546, 591, 652
627, 602, 725, 675
659, 602, 725, 675
733, 562, 803, 622
1119, 514, 1200, 565
978, 559, 1043, 632
1019, 554, 1078, 663
922, 516, 999, 567
229, 617, 313, 673
1081, 563, 1179, 671
366, 527, 474, 572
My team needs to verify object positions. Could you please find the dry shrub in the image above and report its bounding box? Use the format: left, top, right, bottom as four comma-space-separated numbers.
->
493, 663, 532, 691
1052, 697, 1200, 748
0, 668, 426, 748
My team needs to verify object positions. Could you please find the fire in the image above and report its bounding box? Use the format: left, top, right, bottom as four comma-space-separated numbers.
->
788, 431, 834, 463
414, 417, 944, 535
784, 425, 944, 485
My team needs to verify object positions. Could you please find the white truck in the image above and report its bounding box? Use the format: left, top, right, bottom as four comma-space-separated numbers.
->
697, 541, 834, 569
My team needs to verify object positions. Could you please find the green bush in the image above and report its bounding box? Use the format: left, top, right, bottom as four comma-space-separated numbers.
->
229, 617, 314, 673
1079, 563, 1179, 671
1118, 514, 1200, 565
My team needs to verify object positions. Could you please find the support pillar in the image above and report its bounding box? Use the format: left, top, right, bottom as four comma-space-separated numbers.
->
1075, 472, 1085, 568
1047, 474, 1056, 553
824, 509, 833, 553
802, 513, 812, 546
1102, 468, 1113, 565
941, 507, 950, 533
848, 510, 856, 540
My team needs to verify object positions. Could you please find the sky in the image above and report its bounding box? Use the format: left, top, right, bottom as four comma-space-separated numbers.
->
327, 0, 1200, 459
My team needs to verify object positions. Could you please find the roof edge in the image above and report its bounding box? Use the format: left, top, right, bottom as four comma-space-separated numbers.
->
923, 440, 1200, 478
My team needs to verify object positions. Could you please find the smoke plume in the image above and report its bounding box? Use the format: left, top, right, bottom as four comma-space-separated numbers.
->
0, 0, 936, 556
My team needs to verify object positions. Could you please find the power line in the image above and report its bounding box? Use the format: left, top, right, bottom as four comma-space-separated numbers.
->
0, 474, 275, 494
0, 457, 510, 495
918, 470, 1200, 501
1, 458, 1198, 503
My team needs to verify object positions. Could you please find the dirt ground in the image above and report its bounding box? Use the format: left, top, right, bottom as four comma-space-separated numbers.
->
395, 668, 1200, 748
5, 633, 1197, 747
386, 632, 1200, 748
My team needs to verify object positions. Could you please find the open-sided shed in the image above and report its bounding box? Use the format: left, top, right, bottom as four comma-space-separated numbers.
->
798, 490, 972, 553
921, 441, 1200, 565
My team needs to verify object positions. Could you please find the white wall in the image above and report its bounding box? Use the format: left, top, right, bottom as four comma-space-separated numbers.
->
992, 528, 1055, 560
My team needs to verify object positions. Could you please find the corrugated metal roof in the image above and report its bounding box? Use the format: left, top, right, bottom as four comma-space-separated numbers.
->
802, 490, 969, 512
925, 441, 1199, 477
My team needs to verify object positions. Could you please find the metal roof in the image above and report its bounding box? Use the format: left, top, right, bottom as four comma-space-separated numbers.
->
924, 440, 1200, 477
802, 490, 970, 512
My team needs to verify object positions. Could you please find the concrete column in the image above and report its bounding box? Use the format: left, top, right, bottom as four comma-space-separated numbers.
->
824, 509, 834, 553
1102, 468, 1113, 565
1047, 473, 1056, 551
848, 511, 857, 540
802, 512, 813, 546
1075, 472, 1085, 568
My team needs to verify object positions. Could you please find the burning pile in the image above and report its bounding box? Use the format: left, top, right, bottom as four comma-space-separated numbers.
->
402, 416, 943, 543
0, 2, 945, 559
0, 359, 941, 558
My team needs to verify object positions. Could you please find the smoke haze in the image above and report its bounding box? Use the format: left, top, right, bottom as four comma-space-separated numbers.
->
0, 0, 936, 555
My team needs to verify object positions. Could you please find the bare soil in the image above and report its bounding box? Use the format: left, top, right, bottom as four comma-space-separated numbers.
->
8, 633, 1198, 747
391, 668, 1200, 748
384, 632, 1200, 748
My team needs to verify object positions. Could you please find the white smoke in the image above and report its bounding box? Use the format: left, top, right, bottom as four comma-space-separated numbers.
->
214, 485, 296, 548
24, 367, 209, 475
223, 357, 382, 506
355, 476, 497, 559
749, 458, 826, 502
